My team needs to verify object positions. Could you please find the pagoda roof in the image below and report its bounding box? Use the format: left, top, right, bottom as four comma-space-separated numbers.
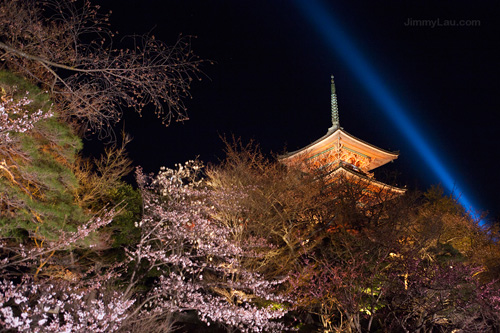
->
280, 126, 399, 171
328, 163, 406, 195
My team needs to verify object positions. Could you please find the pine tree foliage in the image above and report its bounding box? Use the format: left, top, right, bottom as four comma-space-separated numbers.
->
0, 71, 86, 240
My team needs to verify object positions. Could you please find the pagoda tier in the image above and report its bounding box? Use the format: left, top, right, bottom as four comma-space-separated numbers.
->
328, 163, 406, 198
280, 127, 399, 175
279, 75, 405, 197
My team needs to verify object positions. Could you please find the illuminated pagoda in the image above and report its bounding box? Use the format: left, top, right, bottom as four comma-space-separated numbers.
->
279, 76, 405, 203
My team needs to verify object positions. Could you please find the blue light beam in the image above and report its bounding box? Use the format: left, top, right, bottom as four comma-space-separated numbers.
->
294, 0, 482, 221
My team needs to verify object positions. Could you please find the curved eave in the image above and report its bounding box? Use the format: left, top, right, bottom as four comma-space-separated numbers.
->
279, 127, 399, 171
331, 166, 406, 195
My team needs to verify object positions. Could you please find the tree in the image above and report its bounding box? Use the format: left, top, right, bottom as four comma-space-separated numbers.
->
283, 175, 500, 332
206, 141, 407, 331
0, 71, 87, 241
0, 207, 136, 333
120, 162, 288, 332
0, 0, 202, 245
1, 159, 288, 332
287, 208, 399, 333
0, 277, 134, 333
0, 0, 198, 254
206, 139, 331, 280
0, 0, 202, 137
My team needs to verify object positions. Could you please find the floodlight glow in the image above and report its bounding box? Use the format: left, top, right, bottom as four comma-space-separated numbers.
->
294, 0, 482, 221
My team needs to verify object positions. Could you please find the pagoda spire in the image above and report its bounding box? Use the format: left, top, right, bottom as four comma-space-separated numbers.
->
330, 75, 340, 130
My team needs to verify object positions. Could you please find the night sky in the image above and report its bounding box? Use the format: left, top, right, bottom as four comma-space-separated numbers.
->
94, 1, 499, 222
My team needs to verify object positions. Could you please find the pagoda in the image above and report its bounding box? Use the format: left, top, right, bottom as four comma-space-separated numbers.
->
279, 76, 405, 203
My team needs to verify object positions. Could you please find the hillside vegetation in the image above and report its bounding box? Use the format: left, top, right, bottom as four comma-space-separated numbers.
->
1, 1, 499, 332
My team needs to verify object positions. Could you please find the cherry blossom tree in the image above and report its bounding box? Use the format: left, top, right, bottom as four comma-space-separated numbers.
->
0, 207, 138, 333
0, 276, 134, 333
0, 93, 53, 143
0, 89, 53, 175
122, 162, 288, 332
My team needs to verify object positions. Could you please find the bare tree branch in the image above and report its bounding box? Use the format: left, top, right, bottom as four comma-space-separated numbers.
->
0, 0, 203, 139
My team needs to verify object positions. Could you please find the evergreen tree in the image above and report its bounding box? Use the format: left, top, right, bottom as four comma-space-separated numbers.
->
0, 71, 86, 240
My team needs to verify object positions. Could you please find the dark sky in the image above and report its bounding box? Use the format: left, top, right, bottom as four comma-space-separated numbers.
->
95, 0, 499, 222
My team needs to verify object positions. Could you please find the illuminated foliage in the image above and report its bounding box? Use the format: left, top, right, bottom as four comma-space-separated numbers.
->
206, 139, 329, 279
0, 1, 498, 330
0, 209, 133, 333
287, 184, 500, 332
120, 162, 288, 332
0, 72, 86, 240
1, 140, 499, 332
